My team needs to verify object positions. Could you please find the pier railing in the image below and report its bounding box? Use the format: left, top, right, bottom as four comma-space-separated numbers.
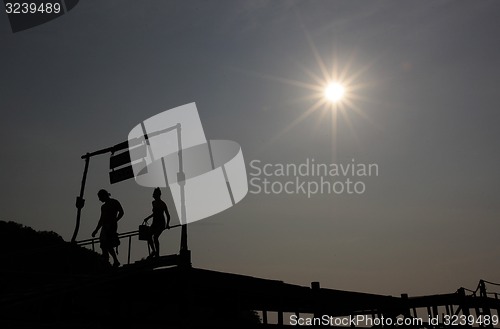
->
76, 224, 181, 265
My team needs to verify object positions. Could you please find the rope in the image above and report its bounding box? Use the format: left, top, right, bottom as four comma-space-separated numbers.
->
461, 287, 477, 296
460, 280, 500, 298
482, 279, 500, 287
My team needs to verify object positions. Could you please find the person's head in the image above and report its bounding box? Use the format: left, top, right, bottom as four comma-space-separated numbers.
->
153, 187, 161, 199
98, 189, 111, 202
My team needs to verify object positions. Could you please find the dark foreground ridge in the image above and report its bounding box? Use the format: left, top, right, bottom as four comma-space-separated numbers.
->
1, 221, 499, 328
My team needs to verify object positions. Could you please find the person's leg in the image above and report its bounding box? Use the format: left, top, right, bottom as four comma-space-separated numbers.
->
153, 233, 160, 257
147, 235, 155, 258
109, 247, 120, 267
101, 248, 109, 262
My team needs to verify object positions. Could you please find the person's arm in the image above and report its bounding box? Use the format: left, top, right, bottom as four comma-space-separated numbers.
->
144, 200, 155, 224
92, 218, 102, 237
115, 201, 124, 221
143, 213, 153, 224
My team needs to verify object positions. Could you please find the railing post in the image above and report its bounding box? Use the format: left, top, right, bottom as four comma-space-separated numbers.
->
262, 310, 268, 324
478, 280, 493, 327
277, 310, 283, 326
432, 305, 439, 325
128, 236, 132, 264
458, 288, 470, 318
401, 293, 411, 318
480, 280, 487, 298
311, 281, 322, 322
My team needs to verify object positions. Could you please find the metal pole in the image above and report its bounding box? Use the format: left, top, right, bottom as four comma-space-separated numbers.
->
128, 236, 132, 264
176, 124, 188, 254
71, 154, 90, 243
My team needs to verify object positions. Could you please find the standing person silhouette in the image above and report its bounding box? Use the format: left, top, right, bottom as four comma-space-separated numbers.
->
92, 189, 124, 267
143, 187, 170, 258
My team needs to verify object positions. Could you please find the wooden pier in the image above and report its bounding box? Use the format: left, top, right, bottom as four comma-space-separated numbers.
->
1, 257, 499, 328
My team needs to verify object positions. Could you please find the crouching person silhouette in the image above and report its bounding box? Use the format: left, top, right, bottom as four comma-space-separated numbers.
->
92, 189, 124, 267
143, 188, 170, 258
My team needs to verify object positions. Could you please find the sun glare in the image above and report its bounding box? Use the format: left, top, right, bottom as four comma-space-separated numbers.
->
324, 83, 345, 103
252, 30, 370, 160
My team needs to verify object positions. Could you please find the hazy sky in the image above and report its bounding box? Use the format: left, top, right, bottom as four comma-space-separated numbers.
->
1, 1, 499, 296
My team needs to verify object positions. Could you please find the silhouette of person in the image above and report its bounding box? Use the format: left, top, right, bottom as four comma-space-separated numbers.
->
143, 187, 170, 258
92, 189, 124, 267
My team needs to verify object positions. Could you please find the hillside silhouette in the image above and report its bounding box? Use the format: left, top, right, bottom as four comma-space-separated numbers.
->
0, 221, 110, 297
0, 220, 261, 328
0, 221, 110, 271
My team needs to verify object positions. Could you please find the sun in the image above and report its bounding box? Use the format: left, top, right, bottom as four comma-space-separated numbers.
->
324, 82, 345, 103
245, 30, 371, 160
